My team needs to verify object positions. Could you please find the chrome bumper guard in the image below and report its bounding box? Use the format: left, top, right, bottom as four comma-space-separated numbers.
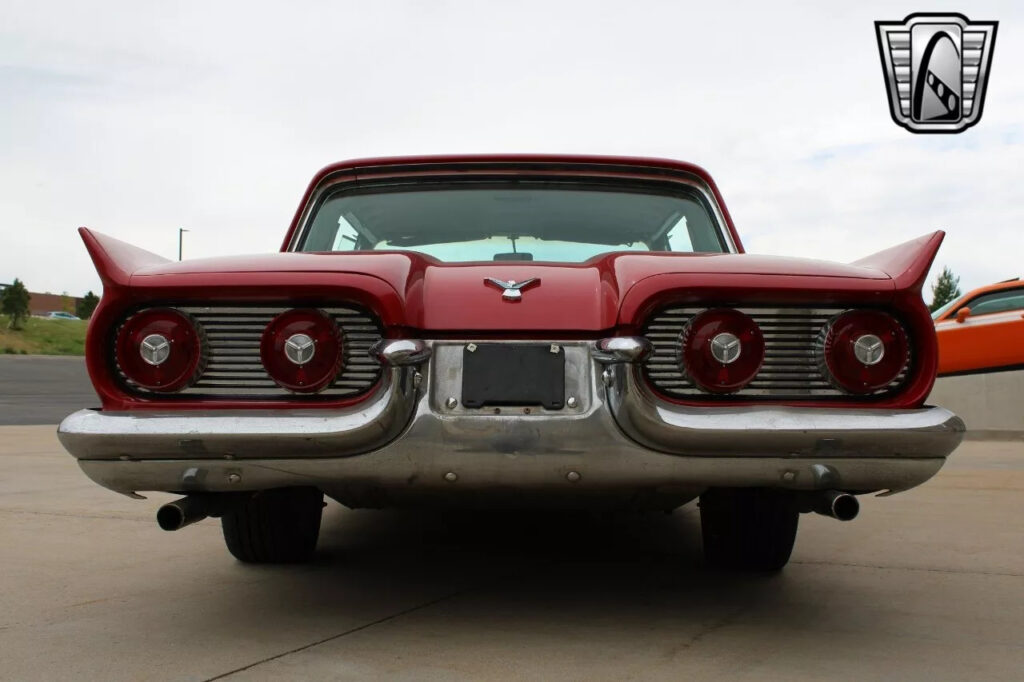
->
58, 338, 965, 498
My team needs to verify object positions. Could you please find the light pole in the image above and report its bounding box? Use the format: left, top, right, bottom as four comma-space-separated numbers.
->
178, 228, 189, 261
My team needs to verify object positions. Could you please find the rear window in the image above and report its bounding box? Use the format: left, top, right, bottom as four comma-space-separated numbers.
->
296, 181, 726, 262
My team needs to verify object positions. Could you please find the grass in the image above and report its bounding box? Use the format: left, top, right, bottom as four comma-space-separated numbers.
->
0, 315, 88, 355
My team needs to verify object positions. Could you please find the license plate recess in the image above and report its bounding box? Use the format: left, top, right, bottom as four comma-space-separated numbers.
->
461, 344, 565, 409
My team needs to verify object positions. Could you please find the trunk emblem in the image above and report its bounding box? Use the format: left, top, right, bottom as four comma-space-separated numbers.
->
484, 277, 541, 301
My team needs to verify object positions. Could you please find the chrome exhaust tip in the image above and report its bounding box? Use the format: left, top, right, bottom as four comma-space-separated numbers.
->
813, 490, 860, 521
157, 497, 206, 531
157, 493, 248, 531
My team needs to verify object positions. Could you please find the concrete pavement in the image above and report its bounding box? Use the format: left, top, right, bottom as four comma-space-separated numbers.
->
1, 426, 1022, 681
0, 356, 97, 425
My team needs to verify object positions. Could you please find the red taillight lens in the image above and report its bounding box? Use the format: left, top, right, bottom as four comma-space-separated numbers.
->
260, 309, 342, 393
116, 309, 203, 392
681, 308, 765, 394
823, 310, 908, 394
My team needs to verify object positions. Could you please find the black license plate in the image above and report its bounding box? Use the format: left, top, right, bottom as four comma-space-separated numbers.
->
461, 344, 565, 409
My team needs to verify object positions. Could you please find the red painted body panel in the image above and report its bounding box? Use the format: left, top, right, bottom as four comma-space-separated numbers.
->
81, 226, 171, 287
414, 263, 616, 331
143, 251, 889, 283
108, 246, 898, 332
81, 231, 404, 411
77, 155, 945, 411
851, 231, 945, 291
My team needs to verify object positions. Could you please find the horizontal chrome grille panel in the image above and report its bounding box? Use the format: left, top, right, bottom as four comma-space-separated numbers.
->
642, 307, 910, 400
119, 305, 383, 399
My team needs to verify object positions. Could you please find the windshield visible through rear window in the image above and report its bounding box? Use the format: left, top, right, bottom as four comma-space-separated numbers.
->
296, 181, 727, 262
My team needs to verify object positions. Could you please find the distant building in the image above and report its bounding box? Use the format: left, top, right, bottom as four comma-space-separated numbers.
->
0, 282, 82, 316
28, 291, 81, 316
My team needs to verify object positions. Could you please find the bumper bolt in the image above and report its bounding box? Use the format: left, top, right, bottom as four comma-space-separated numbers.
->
566, 471, 581, 483
445, 397, 458, 409
566, 396, 578, 408
444, 471, 458, 482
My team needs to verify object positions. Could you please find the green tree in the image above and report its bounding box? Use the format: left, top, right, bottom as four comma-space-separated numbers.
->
76, 291, 100, 319
929, 266, 962, 312
1, 279, 31, 329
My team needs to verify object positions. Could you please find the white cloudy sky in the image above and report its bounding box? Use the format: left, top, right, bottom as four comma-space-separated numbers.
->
1, 0, 1020, 300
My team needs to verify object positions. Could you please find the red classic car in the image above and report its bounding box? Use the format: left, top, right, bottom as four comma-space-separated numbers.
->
58, 155, 964, 571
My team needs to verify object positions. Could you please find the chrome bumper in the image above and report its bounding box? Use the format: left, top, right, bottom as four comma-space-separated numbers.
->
604, 363, 964, 459
58, 340, 965, 500
58, 366, 421, 461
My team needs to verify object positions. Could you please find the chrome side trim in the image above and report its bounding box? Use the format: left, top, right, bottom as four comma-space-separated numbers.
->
605, 363, 965, 459
58, 366, 420, 460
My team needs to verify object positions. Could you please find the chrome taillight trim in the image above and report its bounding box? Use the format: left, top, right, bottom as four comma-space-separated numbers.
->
115, 305, 384, 399
642, 306, 911, 399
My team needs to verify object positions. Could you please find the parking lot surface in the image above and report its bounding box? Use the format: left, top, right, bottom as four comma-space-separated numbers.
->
1, 425, 1022, 680
0, 356, 96, 425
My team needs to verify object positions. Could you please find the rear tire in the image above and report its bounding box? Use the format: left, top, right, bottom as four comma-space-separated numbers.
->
221, 487, 324, 563
700, 488, 799, 571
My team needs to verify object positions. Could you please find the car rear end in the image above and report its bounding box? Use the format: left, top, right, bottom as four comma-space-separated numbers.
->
58, 156, 964, 568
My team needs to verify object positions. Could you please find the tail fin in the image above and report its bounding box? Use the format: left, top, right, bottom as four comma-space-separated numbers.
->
852, 231, 945, 292
80, 228, 170, 288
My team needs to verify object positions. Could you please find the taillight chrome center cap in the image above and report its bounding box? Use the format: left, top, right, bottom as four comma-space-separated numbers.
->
139, 334, 171, 366
709, 332, 742, 364
853, 334, 885, 365
284, 333, 316, 365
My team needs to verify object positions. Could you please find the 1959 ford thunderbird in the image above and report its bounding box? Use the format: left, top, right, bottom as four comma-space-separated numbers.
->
58, 155, 965, 570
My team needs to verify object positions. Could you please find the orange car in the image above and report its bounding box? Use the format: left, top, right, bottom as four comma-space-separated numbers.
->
934, 278, 1024, 375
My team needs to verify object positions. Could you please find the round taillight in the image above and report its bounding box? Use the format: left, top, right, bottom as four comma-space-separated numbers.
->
116, 308, 203, 392
823, 310, 908, 394
681, 308, 765, 394
260, 309, 342, 393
